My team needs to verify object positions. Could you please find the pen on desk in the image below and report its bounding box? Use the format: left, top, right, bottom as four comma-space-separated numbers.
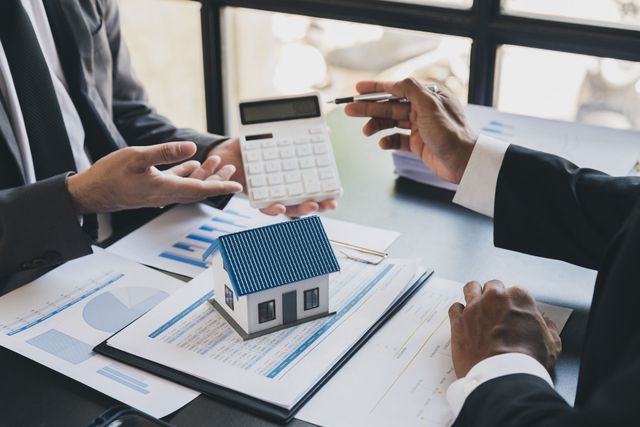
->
328, 84, 440, 105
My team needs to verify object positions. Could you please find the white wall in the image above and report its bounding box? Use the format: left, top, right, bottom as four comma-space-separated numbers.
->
212, 253, 249, 332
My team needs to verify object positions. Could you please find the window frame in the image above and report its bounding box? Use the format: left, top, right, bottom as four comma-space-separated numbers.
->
198, 0, 640, 134
303, 287, 320, 311
258, 299, 277, 323
224, 285, 234, 310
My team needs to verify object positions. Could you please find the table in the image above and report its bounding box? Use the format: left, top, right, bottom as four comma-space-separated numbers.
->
0, 110, 596, 426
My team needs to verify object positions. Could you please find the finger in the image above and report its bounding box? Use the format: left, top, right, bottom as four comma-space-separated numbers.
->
463, 281, 482, 305
317, 199, 338, 212
483, 280, 505, 294
163, 176, 243, 202
363, 118, 411, 136
285, 201, 320, 217
344, 100, 411, 121
260, 204, 287, 216
382, 78, 441, 111
448, 302, 464, 322
379, 133, 410, 151
355, 80, 393, 95
167, 160, 201, 177
543, 316, 560, 334
207, 164, 237, 182
190, 155, 222, 180
133, 141, 197, 170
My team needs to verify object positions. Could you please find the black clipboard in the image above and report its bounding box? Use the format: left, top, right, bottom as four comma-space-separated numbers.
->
94, 269, 434, 424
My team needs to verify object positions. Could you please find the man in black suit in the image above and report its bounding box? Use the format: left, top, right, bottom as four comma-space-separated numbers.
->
0, 0, 334, 291
347, 78, 640, 425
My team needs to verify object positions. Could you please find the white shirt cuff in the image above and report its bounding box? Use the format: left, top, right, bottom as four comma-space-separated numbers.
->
446, 353, 553, 418
452, 135, 510, 218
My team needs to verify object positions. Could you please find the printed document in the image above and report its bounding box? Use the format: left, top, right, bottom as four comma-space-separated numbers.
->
105, 258, 423, 409
0, 250, 199, 417
107, 197, 400, 278
297, 277, 572, 427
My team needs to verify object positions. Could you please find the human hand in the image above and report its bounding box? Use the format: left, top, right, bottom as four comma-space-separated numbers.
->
345, 78, 477, 184
209, 138, 338, 217
67, 141, 243, 214
448, 280, 562, 378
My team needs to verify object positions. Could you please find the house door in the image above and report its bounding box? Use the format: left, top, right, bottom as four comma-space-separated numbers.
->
282, 291, 297, 324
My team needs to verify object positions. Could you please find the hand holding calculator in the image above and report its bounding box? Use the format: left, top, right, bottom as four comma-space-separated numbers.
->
238, 93, 343, 209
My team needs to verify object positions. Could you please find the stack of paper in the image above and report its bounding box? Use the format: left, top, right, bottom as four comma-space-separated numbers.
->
393, 104, 640, 190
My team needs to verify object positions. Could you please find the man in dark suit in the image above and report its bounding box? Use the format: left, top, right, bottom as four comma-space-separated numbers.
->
0, 0, 334, 292
347, 78, 640, 425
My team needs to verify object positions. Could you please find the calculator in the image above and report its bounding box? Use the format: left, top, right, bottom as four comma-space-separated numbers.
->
238, 92, 343, 209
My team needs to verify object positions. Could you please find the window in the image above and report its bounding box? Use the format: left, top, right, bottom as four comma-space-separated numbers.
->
258, 300, 276, 323
304, 288, 320, 311
224, 285, 234, 310
194, 0, 640, 133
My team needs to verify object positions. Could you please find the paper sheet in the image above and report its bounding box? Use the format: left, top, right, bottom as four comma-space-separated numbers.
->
106, 258, 422, 409
0, 250, 199, 418
107, 197, 400, 278
297, 277, 573, 427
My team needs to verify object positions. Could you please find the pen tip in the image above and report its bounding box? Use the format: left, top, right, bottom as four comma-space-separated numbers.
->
327, 100, 335, 104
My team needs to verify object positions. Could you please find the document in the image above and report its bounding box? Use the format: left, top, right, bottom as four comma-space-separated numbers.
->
297, 277, 572, 427
0, 250, 199, 418
105, 258, 422, 409
107, 197, 400, 278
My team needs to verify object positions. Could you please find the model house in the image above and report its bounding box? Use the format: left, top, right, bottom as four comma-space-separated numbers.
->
211, 216, 340, 340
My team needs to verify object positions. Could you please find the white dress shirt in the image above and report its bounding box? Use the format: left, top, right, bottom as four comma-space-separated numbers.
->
447, 134, 553, 417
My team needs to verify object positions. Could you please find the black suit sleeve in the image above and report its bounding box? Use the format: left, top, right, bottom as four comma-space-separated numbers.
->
494, 145, 640, 270
102, 0, 228, 163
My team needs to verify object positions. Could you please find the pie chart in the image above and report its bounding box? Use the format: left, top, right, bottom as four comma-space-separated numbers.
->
82, 287, 169, 333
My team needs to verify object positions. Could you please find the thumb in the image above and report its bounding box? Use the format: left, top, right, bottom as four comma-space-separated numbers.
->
133, 141, 198, 170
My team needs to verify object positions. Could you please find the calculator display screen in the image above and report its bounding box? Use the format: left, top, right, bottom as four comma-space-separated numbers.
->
240, 96, 320, 125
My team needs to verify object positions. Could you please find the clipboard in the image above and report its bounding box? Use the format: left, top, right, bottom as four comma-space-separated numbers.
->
94, 269, 434, 423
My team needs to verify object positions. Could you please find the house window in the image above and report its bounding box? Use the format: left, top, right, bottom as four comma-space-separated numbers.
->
258, 300, 276, 323
304, 288, 319, 311
224, 285, 234, 310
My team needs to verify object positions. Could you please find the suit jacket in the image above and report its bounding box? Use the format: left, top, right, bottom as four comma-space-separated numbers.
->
0, 0, 227, 291
453, 145, 640, 426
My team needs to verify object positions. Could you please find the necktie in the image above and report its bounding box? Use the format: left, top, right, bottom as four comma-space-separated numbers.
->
0, 0, 77, 180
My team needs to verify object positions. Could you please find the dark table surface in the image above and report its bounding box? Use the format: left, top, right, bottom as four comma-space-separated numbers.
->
0, 110, 597, 427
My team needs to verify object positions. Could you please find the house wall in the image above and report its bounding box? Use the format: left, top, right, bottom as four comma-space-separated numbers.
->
212, 253, 249, 332
246, 275, 330, 334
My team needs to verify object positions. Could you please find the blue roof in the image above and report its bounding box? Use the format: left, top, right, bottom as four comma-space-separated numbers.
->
218, 216, 340, 297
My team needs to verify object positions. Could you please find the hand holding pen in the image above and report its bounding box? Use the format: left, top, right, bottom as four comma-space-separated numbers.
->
328, 83, 440, 104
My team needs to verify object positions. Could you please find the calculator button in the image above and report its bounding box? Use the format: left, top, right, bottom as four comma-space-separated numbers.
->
294, 138, 310, 145
302, 170, 318, 181
296, 145, 312, 157
316, 156, 331, 167
287, 183, 303, 196
244, 141, 261, 150
249, 175, 266, 187
318, 168, 334, 180
245, 151, 261, 163
247, 163, 264, 175
321, 180, 339, 192
263, 149, 278, 160
267, 173, 283, 185
310, 136, 324, 143
304, 179, 320, 194
265, 160, 281, 172
270, 186, 286, 198
313, 144, 327, 154
277, 139, 292, 146
251, 188, 268, 200
308, 128, 323, 134
261, 140, 276, 149
279, 147, 295, 158
282, 159, 298, 171
285, 171, 301, 183
299, 157, 315, 169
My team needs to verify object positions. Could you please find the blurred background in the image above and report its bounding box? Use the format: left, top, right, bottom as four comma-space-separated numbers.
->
118, 0, 640, 134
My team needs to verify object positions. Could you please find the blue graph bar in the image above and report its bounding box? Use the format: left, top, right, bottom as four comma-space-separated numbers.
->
97, 366, 150, 394
266, 264, 394, 378
159, 252, 209, 268
481, 127, 503, 135
173, 242, 195, 252
7, 273, 125, 336
199, 225, 215, 232
223, 209, 252, 219
201, 240, 219, 261
27, 329, 93, 364
149, 291, 214, 338
187, 233, 217, 244
212, 217, 237, 226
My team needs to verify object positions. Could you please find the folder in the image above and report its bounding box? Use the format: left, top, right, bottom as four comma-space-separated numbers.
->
94, 269, 433, 423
